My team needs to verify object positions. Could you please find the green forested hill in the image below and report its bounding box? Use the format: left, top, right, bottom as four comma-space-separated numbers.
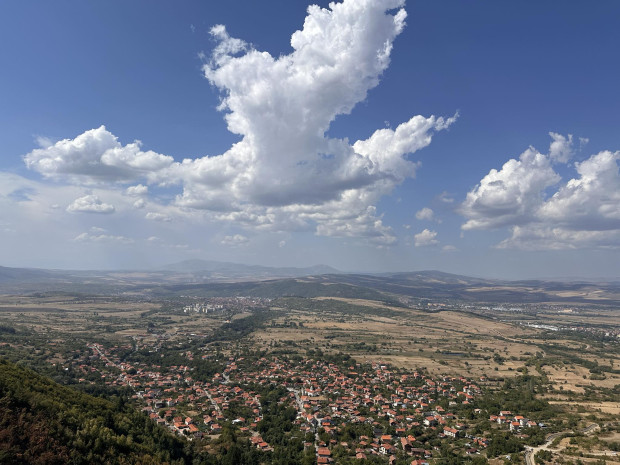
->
0, 359, 308, 465
0, 359, 191, 465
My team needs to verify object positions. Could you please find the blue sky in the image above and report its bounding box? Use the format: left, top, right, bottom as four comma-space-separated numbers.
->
1, 0, 619, 279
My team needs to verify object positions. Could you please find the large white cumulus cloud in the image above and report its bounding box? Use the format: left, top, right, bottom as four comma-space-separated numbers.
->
24, 126, 174, 184
538, 150, 620, 229
22, 0, 454, 245
460, 146, 560, 230
460, 133, 620, 249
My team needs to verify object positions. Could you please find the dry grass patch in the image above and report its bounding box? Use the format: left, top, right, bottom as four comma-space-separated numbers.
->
548, 401, 620, 415
544, 365, 620, 392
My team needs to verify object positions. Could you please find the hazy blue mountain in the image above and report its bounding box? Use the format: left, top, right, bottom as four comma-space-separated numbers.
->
0, 266, 66, 283
161, 259, 339, 276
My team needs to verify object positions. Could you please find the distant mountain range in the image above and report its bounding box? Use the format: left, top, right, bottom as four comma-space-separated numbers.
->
0, 261, 340, 293
160, 259, 339, 276
0, 264, 619, 305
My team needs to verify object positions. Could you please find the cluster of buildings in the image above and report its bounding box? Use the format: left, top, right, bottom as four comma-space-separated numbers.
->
181, 297, 271, 315
215, 356, 491, 460
489, 411, 540, 432
81, 344, 266, 439
73, 343, 498, 462
564, 325, 620, 340
182, 302, 224, 314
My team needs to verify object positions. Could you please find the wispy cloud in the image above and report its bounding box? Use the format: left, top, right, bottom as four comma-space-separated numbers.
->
74, 227, 133, 244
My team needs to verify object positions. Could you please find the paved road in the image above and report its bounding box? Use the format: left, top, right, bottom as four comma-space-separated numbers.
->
287, 387, 305, 413
287, 387, 320, 449
525, 424, 601, 465
205, 390, 222, 415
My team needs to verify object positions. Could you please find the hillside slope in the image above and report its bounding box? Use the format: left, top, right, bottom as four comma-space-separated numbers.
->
0, 359, 190, 464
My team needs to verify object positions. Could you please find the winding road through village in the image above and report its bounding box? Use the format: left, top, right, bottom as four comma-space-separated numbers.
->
524, 424, 617, 465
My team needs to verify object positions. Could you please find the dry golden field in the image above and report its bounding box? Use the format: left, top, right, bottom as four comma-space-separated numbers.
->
1, 293, 618, 410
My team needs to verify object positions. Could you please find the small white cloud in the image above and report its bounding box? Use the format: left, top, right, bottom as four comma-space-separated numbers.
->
437, 191, 455, 204
548, 132, 574, 163
278, 240, 287, 248
133, 198, 146, 209
74, 231, 133, 244
67, 194, 115, 214
415, 207, 434, 221
442, 245, 457, 252
145, 212, 172, 222
414, 229, 439, 247
221, 234, 249, 246
126, 184, 148, 196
